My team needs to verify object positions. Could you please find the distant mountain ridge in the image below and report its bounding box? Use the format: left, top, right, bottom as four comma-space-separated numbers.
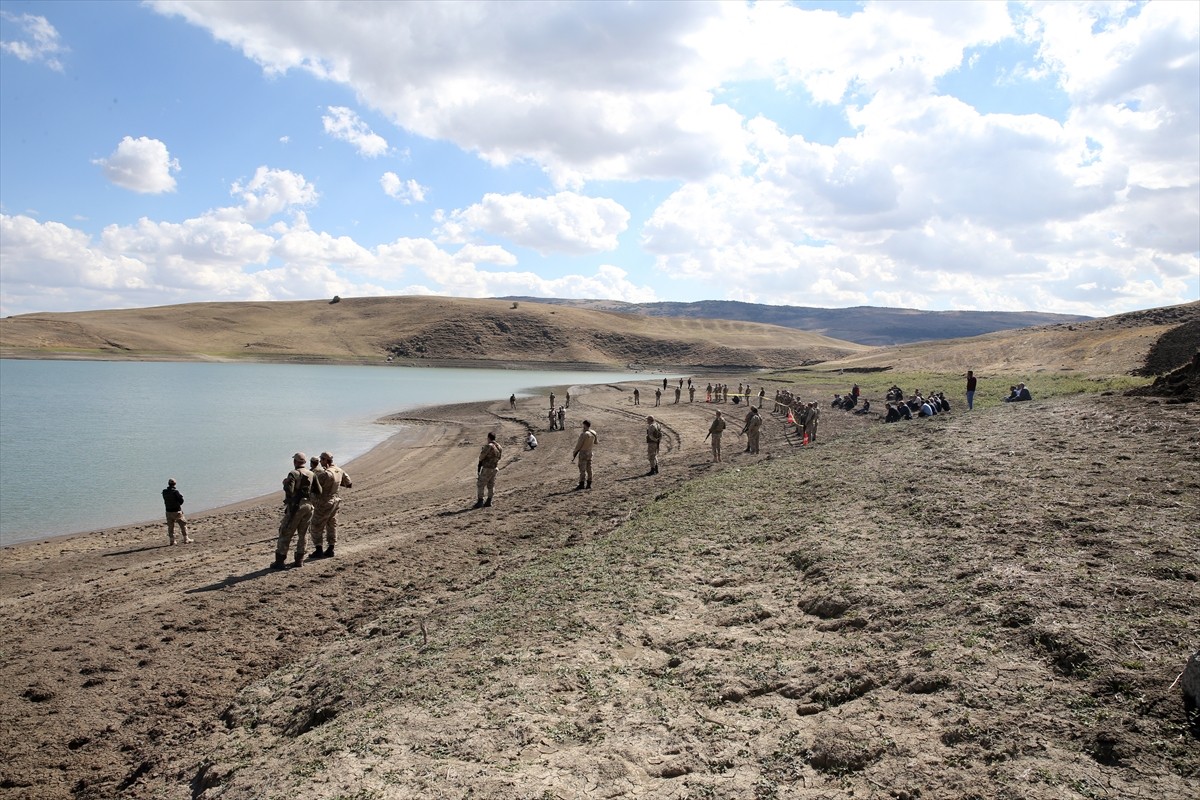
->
501, 298, 1092, 346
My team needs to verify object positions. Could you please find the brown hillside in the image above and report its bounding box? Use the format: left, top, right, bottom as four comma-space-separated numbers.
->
0, 296, 865, 369
821, 300, 1200, 377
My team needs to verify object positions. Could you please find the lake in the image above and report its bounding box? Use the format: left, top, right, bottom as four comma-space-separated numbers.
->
0, 360, 644, 545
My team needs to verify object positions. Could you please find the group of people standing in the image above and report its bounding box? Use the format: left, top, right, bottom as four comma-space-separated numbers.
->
272, 451, 353, 569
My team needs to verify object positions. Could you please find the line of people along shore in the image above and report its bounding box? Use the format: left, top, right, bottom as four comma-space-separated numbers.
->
161, 372, 1032, 569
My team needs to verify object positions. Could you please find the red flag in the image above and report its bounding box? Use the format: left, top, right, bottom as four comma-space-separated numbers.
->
786, 410, 795, 425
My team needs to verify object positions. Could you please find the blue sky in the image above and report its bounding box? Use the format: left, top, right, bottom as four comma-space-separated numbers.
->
1, 0, 1196, 318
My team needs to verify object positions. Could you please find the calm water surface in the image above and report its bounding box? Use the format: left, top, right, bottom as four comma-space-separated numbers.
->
0, 361, 642, 545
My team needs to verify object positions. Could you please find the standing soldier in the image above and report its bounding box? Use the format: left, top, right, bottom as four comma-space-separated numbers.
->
742, 404, 758, 452
475, 432, 503, 508
557, 405, 566, 430
654, 388, 662, 407
548, 407, 557, 431
162, 478, 192, 545
510, 393, 516, 410
805, 402, 820, 442
965, 370, 977, 411
645, 415, 662, 475
705, 411, 726, 462
633, 387, 640, 406
273, 452, 321, 570
674, 385, 681, 404
309, 451, 352, 559
571, 419, 598, 489
688, 384, 695, 402
742, 406, 763, 454
758, 387, 766, 408
565, 390, 571, 408
550, 391, 556, 409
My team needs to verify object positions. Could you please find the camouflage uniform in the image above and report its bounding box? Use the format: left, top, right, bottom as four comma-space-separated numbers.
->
274, 453, 321, 568
309, 453, 352, 557
743, 408, 763, 454
707, 413, 726, 462
645, 417, 662, 475
572, 422, 598, 489
476, 434, 503, 506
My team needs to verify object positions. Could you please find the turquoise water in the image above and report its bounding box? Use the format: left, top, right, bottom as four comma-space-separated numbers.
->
0, 361, 642, 545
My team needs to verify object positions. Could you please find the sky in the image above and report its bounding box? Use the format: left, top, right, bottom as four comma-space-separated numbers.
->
0, 1, 1197, 319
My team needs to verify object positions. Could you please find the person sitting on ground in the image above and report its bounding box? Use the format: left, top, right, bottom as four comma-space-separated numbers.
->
898, 401, 913, 420
1012, 382, 1032, 401
831, 393, 843, 409
936, 392, 951, 412
1004, 385, 1019, 402
853, 398, 872, 415
884, 402, 901, 423
919, 397, 936, 417
526, 432, 538, 450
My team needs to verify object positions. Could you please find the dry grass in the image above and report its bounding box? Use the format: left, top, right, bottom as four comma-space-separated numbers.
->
0, 296, 867, 369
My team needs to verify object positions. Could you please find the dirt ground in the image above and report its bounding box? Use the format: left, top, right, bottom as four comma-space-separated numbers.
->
1, 377, 1196, 800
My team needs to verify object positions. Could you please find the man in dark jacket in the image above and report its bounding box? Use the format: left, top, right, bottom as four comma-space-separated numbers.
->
162, 478, 192, 545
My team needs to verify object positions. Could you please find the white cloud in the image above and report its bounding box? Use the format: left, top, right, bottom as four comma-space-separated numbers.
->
322, 106, 390, 157
0, 12, 67, 71
435, 192, 630, 255
93, 137, 181, 194
227, 167, 319, 223
149, 1, 751, 186
380, 172, 427, 204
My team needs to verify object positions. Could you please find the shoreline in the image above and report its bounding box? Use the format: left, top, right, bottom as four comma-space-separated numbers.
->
1, 401, 524, 552
0, 366, 671, 551
0, 377, 641, 552
0, 350, 698, 373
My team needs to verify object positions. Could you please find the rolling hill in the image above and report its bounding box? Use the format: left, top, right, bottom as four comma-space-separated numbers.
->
0, 296, 868, 370
503, 297, 1092, 346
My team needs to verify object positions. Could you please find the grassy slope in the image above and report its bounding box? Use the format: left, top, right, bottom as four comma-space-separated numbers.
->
816, 301, 1200, 377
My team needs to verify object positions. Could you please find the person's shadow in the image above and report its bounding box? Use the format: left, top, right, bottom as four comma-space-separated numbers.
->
186, 567, 275, 594
102, 544, 171, 557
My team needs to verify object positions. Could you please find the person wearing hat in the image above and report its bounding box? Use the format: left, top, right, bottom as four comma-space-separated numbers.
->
162, 478, 192, 545
645, 415, 662, 475
309, 451, 353, 559
475, 432, 503, 508
272, 452, 321, 570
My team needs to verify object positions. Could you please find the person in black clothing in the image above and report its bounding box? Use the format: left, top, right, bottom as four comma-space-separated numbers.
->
162, 478, 192, 545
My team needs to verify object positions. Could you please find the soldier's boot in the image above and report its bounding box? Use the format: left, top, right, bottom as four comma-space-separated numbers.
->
575, 482, 585, 490
483, 498, 492, 507
169, 536, 176, 546
586, 480, 592, 489
325, 546, 334, 558
473, 499, 484, 508
270, 556, 286, 570
309, 546, 324, 559
293, 553, 304, 568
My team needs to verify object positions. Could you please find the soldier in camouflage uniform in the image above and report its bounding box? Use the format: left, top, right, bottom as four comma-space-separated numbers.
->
308, 451, 352, 559
475, 432, 503, 508
272, 452, 321, 570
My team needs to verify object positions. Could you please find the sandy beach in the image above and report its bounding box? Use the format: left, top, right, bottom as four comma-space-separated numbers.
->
2, 371, 1197, 800
0, 376, 821, 798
